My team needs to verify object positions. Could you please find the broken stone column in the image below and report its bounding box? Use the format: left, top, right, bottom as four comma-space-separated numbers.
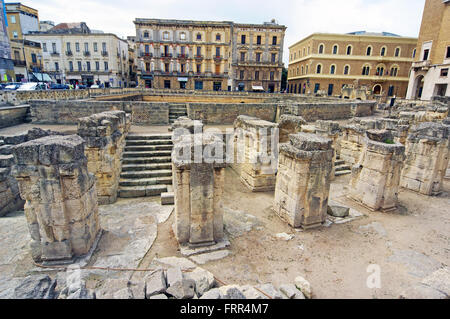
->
273, 133, 334, 229
77, 111, 129, 205
339, 124, 366, 165
233, 115, 279, 192
172, 131, 226, 246
278, 115, 306, 143
400, 122, 449, 195
349, 130, 405, 211
11, 135, 100, 264
315, 120, 340, 179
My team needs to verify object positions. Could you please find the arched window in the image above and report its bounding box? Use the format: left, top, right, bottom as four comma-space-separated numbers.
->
376, 66, 385, 76
318, 44, 324, 54
306, 65, 309, 74
362, 65, 370, 76
344, 65, 350, 75
216, 33, 221, 41
346, 45, 352, 55
390, 66, 399, 77
395, 47, 400, 57
196, 33, 202, 41
330, 65, 336, 74
380, 46, 386, 56
316, 64, 322, 74
412, 49, 416, 58
143, 31, 149, 38
366, 46, 372, 56
332, 45, 338, 55
301, 66, 304, 75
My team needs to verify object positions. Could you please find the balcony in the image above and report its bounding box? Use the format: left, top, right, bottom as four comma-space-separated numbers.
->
140, 52, 153, 58
178, 53, 189, 59
161, 53, 172, 58
13, 60, 26, 67
101, 51, 109, 57
194, 55, 204, 60
66, 51, 73, 56
213, 55, 223, 61
50, 51, 60, 56
84, 51, 91, 57
412, 60, 431, 70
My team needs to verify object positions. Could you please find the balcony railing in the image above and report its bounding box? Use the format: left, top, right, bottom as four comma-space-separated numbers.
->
194, 55, 204, 60
13, 60, 26, 67
412, 60, 431, 69
178, 53, 188, 59
213, 55, 223, 61
66, 51, 73, 56
101, 51, 109, 57
50, 51, 59, 56
161, 53, 172, 58
84, 51, 90, 57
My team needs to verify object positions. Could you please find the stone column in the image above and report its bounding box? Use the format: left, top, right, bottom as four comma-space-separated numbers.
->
12, 135, 100, 264
274, 133, 333, 229
233, 115, 278, 192
77, 111, 129, 205
316, 120, 340, 179
278, 114, 306, 143
349, 130, 405, 211
400, 122, 449, 195
172, 132, 225, 247
339, 124, 365, 165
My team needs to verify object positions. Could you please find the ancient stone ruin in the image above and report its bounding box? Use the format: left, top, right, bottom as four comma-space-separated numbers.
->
11, 135, 100, 264
274, 132, 333, 229
232, 115, 279, 192
400, 122, 449, 196
77, 111, 130, 205
349, 130, 405, 211
278, 114, 306, 143
172, 128, 226, 246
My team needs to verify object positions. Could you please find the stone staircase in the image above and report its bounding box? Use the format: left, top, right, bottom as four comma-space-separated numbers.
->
169, 103, 188, 124
334, 156, 352, 177
118, 134, 174, 204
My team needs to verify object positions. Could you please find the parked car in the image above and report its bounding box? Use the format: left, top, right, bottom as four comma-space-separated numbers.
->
89, 84, 100, 89
50, 83, 69, 90
3, 83, 22, 91
17, 82, 47, 91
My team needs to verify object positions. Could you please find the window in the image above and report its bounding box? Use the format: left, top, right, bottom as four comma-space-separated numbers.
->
43, 43, 47, 52
381, 47, 386, 56
366, 46, 372, 56
164, 63, 169, 73
333, 45, 338, 55
446, 47, 450, 59
195, 81, 203, 90
95, 61, 100, 71
69, 61, 73, 72
395, 47, 400, 57
180, 32, 186, 40
84, 43, 89, 52
256, 52, 261, 62
423, 49, 430, 61
240, 70, 245, 80
76, 42, 80, 52
257, 36, 261, 45
255, 71, 259, 80
55, 62, 59, 71
52, 43, 57, 53
270, 71, 274, 81
180, 46, 185, 55
216, 34, 221, 41
164, 80, 171, 89
346, 45, 352, 55
241, 35, 246, 44
104, 62, 108, 71
67, 43, 71, 52
145, 62, 150, 72
240, 52, 245, 61
31, 54, 37, 64
301, 66, 304, 75
93, 43, 98, 52
271, 53, 276, 63
78, 61, 82, 71
196, 33, 202, 40
216, 47, 221, 57
196, 47, 201, 57
163, 32, 169, 40
362, 66, 370, 76
316, 64, 322, 74
330, 65, 336, 75
318, 44, 324, 54
412, 49, 416, 58
196, 64, 201, 73
441, 68, 449, 77
10, 16, 16, 24
86, 61, 91, 71
344, 65, 350, 75
102, 42, 106, 52
13, 31, 18, 38
272, 36, 277, 45
143, 31, 149, 38
376, 66, 384, 76
181, 63, 185, 73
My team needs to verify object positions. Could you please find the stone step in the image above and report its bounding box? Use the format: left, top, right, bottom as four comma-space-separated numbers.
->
119, 176, 172, 187
161, 192, 174, 205
120, 169, 172, 179
125, 139, 173, 146
170, 110, 187, 114
335, 170, 352, 177
118, 185, 168, 198
123, 150, 172, 158
123, 156, 172, 165
125, 145, 173, 152
126, 134, 172, 141
121, 163, 172, 171
335, 164, 351, 172
334, 159, 345, 166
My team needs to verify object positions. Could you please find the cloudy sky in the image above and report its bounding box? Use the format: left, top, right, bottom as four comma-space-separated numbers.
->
23, 0, 425, 63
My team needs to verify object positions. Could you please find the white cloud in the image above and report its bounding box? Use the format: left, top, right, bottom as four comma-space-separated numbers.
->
25, 0, 425, 64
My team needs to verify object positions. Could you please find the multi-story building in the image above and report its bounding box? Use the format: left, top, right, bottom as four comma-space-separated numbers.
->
406, 0, 450, 100
287, 32, 417, 98
127, 36, 138, 87
134, 18, 286, 92
39, 20, 54, 32
134, 18, 232, 90
0, 0, 14, 82
231, 20, 286, 92
4, 2, 39, 40
27, 23, 130, 87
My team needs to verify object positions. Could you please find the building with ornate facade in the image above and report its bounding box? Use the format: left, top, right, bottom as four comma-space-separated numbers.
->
406, 0, 450, 100
287, 32, 417, 98
134, 18, 286, 92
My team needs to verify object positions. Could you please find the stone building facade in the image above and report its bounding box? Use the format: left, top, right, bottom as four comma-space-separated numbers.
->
406, 0, 450, 100
134, 18, 285, 92
26, 24, 130, 87
0, 0, 14, 83
287, 32, 417, 98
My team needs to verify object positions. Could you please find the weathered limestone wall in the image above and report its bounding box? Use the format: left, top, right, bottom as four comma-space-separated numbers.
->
274, 133, 333, 229
172, 131, 225, 246
0, 106, 29, 129
400, 122, 449, 196
278, 115, 306, 143
11, 135, 100, 263
339, 125, 366, 165
349, 130, 405, 211
233, 116, 279, 192
77, 111, 130, 205
315, 120, 340, 178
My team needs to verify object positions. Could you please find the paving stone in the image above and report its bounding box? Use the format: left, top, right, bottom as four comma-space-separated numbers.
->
189, 250, 230, 265
295, 276, 312, 299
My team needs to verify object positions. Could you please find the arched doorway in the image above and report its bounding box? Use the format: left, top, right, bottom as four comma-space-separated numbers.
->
373, 84, 382, 95
413, 75, 425, 99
